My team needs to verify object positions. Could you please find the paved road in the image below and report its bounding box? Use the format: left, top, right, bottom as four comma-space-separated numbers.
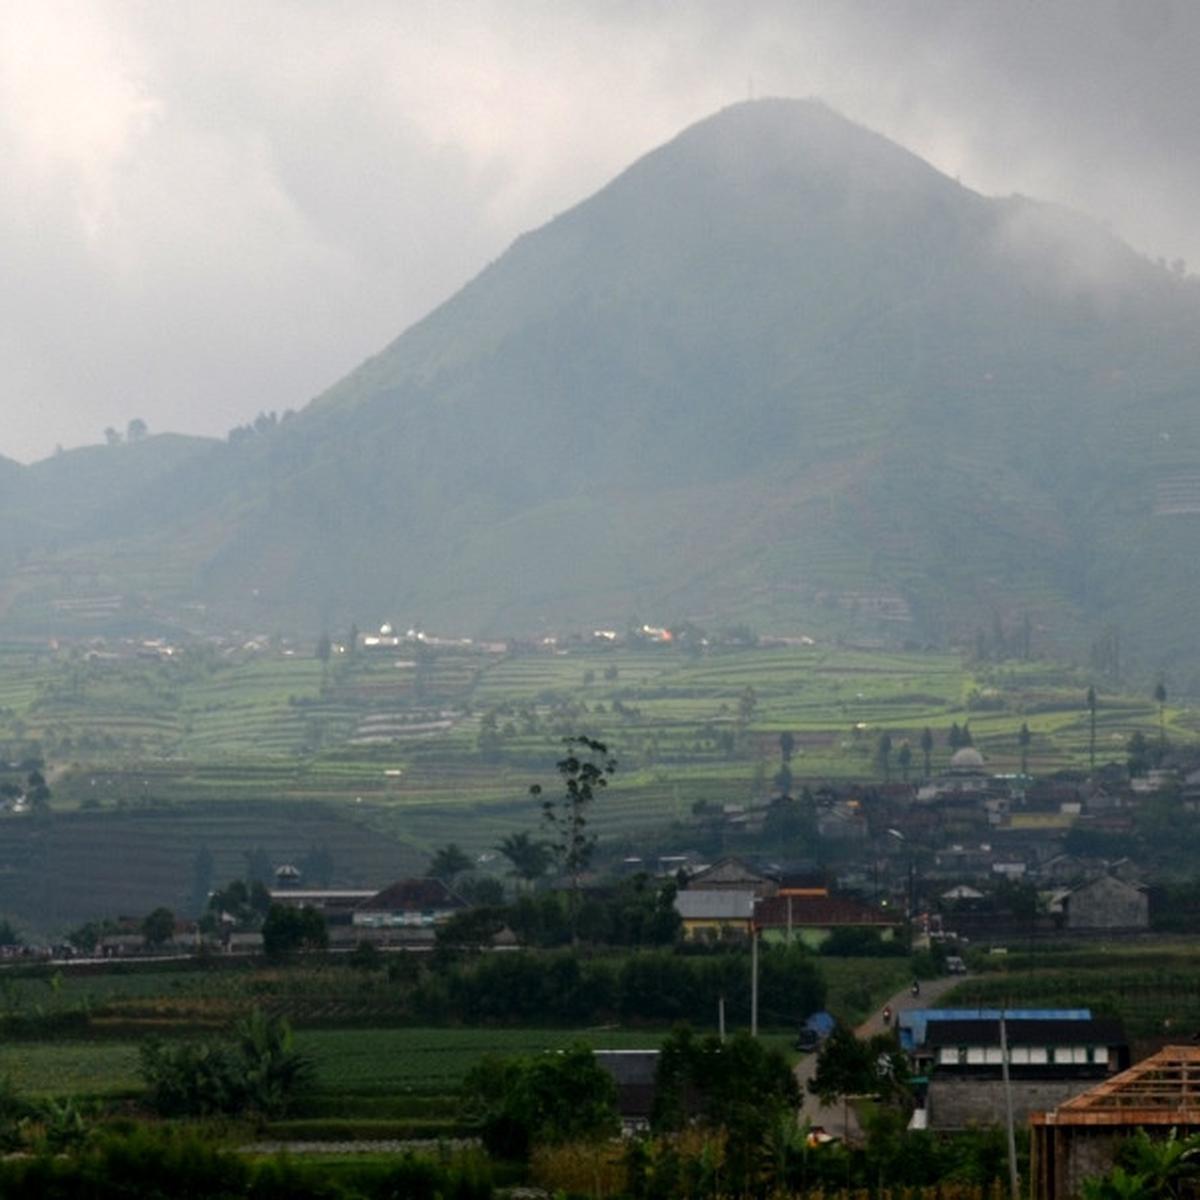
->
795, 973, 963, 1141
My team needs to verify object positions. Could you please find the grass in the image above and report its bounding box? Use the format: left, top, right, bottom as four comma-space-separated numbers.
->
819, 958, 912, 1026
0, 1039, 141, 1096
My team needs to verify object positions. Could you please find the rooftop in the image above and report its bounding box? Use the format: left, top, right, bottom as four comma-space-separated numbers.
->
755, 894, 898, 928
675, 889, 755, 921
1033, 1045, 1200, 1127
356, 878, 466, 913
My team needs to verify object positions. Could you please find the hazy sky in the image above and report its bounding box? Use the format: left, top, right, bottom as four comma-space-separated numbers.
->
4, 0, 1198, 463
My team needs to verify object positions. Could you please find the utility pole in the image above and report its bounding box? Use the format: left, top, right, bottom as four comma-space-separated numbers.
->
718, 994, 726, 1041
1000, 1009, 1020, 1200
751, 927, 759, 1037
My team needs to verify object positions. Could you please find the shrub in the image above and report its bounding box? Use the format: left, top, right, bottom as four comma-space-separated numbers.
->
139, 1009, 313, 1119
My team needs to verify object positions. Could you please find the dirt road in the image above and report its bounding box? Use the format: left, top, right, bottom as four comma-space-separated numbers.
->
795, 973, 963, 1141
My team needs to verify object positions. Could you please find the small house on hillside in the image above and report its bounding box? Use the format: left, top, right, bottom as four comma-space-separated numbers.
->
352, 878, 466, 929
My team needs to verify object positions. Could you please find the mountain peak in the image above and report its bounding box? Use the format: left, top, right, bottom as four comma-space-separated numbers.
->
614, 96, 962, 204
7, 101, 1200, 667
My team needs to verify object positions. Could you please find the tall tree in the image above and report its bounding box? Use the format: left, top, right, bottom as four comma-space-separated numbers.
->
875, 733, 893, 782
243, 847, 272, 885
141, 907, 176, 949
1154, 680, 1168, 749
190, 846, 215, 916
1087, 686, 1097, 772
896, 740, 912, 782
920, 727, 934, 778
531, 736, 616, 938
262, 904, 327, 959
773, 762, 793, 798
779, 731, 795, 763
1018, 722, 1032, 776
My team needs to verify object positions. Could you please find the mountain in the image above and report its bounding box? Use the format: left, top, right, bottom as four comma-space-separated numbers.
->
6, 99, 1200, 671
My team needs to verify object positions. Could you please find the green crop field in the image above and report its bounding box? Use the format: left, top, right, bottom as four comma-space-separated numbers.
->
0, 1024, 795, 1103
941, 943, 1200, 1039
0, 636, 1185, 931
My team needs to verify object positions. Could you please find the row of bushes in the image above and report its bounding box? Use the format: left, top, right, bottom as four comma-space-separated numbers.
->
411, 945, 826, 1026
0, 1128, 494, 1200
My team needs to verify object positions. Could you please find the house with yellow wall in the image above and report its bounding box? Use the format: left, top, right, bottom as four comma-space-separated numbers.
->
675, 889, 755, 941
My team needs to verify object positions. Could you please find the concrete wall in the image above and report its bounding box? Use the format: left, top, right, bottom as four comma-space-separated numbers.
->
1063, 1131, 1121, 1200
929, 1077, 1097, 1130
1066, 876, 1148, 930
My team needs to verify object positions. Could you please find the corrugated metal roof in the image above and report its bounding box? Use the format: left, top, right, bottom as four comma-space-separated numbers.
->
899, 1008, 1091, 1048
675, 889, 755, 920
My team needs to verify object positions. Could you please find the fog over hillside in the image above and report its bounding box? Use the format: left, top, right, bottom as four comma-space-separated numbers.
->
5, 99, 1200, 675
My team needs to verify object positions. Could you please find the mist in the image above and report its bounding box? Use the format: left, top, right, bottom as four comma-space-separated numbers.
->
3, 0, 1197, 462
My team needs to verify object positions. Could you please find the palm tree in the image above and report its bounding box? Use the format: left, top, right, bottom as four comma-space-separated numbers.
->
427, 842, 472, 884
1119, 1127, 1200, 1198
496, 831, 551, 891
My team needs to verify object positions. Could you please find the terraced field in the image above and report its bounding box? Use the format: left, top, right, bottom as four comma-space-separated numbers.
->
0, 638, 1185, 932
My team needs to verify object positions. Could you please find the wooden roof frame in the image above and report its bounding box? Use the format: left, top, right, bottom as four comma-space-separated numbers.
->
1033, 1046, 1200, 1128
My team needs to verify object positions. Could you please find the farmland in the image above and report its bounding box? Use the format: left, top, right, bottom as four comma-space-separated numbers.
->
0, 954, 810, 1125
0, 636, 1187, 931
944, 942, 1200, 1040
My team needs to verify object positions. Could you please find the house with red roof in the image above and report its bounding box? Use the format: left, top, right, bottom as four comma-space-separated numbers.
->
754, 892, 901, 948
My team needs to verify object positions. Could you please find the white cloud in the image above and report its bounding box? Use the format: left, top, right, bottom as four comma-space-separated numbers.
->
1, 0, 1198, 460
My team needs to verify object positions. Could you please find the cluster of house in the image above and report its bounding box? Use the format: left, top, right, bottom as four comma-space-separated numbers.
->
672, 856, 901, 946
692, 745, 1195, 890
666, 746, 1178, 942
92, 877, 470, 957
